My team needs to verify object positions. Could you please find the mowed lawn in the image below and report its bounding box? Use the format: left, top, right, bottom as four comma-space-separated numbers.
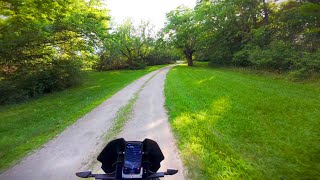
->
165, 62, 320, 179
0, 65, 165, 171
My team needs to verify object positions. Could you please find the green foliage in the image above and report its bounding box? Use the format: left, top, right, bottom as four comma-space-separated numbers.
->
0, 59, 83, 104
166, 0, 320, 77
164, 6, 198, 66
112, 20, 152, 69
96, 20, 155, 70
165, 62, 320, 179
145, 34, 180, 65
194, 0, 263, 66
274, 1, 320, 51
145, 50, 177, 66
248, 40, 297, 71
289, 50, 320, 79
0, 0, 110, 104
298, 50, 320, 73
95, 20, 177, 71
233, 41, 320, 78
232, 48, 252, 67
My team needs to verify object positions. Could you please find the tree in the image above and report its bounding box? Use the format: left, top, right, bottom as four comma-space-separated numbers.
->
145, 31, 180, 65
0, 0, 110, 103
114, 20, 153, 67
191, 0, 319, 76
164, 6, 198, 66
96, 20, 155, 70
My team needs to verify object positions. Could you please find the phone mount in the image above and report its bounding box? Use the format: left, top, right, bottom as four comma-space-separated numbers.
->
76, 138, 178, 179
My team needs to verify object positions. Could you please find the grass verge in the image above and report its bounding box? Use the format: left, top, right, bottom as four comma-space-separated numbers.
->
0, 65, 166, 171
165, 62, 320, 179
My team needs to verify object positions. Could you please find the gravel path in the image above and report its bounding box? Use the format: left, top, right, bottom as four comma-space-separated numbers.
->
0, 65, 185, 180
117, 65, 185, 179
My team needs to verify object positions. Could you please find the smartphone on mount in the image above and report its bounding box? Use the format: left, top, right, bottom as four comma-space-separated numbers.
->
122, 142, 143, 179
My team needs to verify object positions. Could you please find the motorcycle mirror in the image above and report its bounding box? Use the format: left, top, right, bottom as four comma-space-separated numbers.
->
166, 169, 178, 175
76, 171, 92, 178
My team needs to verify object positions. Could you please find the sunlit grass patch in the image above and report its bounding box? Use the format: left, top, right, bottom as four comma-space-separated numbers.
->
165, 62, 320, 179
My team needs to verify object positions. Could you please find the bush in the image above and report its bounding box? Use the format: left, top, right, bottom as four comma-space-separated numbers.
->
288, 50, 320, 79
208, 46, 233, 66
295, 50, 320, 73
232, 49, 252, 67
0, 59, 83, 104
247, 41, 297, 72
145, 50, 178, 66
93, 58, 129, 71
128, 61, 147, 70
93, 58, 147, 71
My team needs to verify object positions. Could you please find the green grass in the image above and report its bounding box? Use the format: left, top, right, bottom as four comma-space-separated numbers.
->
0, 65, 166, 171
165, 62, 320, 179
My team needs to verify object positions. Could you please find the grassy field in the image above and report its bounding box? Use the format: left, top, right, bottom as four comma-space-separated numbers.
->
0, 65, 165, 171
165, 62, 320, 179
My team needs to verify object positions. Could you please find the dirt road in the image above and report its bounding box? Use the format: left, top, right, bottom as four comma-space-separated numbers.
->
0, 65, 185, 180
116, 66, 185, 179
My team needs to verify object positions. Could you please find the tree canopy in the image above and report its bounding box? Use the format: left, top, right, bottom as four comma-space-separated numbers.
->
0, 0, 110, 103
164, 6, 198, 66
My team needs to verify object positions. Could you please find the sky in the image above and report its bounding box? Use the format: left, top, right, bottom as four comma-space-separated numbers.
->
105, 0, 196, 30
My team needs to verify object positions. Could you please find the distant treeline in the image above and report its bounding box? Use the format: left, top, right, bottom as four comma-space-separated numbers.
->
94, 20, 178, 71
164, 0, 320, 78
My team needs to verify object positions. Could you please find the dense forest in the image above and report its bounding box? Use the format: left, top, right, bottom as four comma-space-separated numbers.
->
1, 0, 319, 104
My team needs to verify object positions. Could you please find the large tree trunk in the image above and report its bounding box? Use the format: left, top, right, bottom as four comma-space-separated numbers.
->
184, 49, 194, 66
186, 54, 193, 66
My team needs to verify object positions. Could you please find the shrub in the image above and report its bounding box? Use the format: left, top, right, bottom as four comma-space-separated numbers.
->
128, 61, 147, 70
232, 49, 252, 67
247, 41, 297, 72
145, 50, 178, 66
208, 45, 233, 66
93, 58, 129, 71
288, 50, 320, 79
296, 50, 320, 73
0, 59, 83, 104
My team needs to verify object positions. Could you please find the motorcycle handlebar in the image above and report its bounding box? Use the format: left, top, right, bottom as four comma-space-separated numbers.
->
76, 169, 178, 179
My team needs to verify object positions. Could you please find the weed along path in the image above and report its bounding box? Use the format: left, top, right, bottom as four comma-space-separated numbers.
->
0, 65, 185, 180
